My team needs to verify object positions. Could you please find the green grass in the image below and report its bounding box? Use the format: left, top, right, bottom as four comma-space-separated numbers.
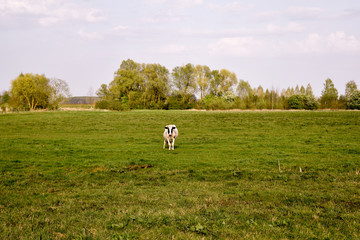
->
1, 110, 359, 239
60, 104, 95, 109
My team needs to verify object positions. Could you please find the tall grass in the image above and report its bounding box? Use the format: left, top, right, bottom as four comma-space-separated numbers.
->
0, 110, 359, 239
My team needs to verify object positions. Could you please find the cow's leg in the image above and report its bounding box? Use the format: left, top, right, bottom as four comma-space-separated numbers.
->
172, 139, 175, 150
167, 139, 171, 150
163, 140, 166, 149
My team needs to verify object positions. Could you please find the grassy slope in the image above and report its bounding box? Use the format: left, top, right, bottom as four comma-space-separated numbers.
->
0, 110, 359, 239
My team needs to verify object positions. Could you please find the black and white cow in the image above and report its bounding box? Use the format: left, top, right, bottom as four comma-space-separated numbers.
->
163, 125, 178, 150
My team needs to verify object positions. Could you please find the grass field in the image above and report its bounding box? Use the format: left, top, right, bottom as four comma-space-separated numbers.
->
1, 110, 360, 239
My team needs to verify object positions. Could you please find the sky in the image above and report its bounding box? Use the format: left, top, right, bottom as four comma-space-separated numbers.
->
1, 0, 360, 97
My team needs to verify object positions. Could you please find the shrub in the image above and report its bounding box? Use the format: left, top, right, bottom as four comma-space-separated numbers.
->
303, 96, 319, 110
288, 95, 304, 109
347, 91, 360, 109
288, 95, 318, 110
95, 100, 109, 110
95, 99, 130, 111
199, 95, 232, 110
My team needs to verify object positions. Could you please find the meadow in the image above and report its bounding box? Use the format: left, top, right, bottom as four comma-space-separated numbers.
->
0, 110, 359, 239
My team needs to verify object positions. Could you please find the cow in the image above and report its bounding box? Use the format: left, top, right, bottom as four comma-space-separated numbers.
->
163, 125, 178, 150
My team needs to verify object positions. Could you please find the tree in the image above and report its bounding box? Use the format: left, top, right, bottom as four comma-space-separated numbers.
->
209, 70, 220, 96
288, 94, 304, 109
171, 63, 196, 104
0, 91, 10, 111
193, 65, 211, 100
344, 80, 360, 109
208, 69, 237, 97
288, 94, 318, 110
236, 80, 252, 109
143, 63, 170, 108
237, 80, 252, 99
253, 85, 265, 109
49, 78, 71, 110
218, 69, 238, 96
0, 91, 10, 105
10, 73, 51, 110
305, 83, 314, 97
345, 80, 358, 99
96, 84, 110, 99
109, 59, 145, 107
320, 78, 338, 108
347, 91, 360, 109
300, 85, 306, 95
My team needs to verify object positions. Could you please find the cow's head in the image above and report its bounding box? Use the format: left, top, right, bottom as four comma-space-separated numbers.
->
165, 125, 176, 135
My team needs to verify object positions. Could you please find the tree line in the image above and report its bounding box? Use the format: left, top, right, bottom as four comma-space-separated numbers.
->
1, 59, 360, 111
94, 59, 360, 110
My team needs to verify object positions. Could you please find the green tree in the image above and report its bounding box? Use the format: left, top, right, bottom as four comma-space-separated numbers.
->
345, 80, 358, 99
288, 94, 318, 110
320, 78, 338, 108
218, 69, 238, 96
10, 73, 51, 110
98, 59, 172, 110
305, 83, 314, 97
253, 85, 265, 109
347, 91, 360, 109
288, 94, 304, 109
0, 91, 10, 105
209, 69, 237, 97
171, 63, 196, 104
143, 63, 170, 108
49, 78, 71, 110
300, 85, 306, 95
110, 59, 145, 107
194, 65, 211, 100
280, 89, 289, 109
264, 87, 279, 109
236, 80, 252, 99
236, 80, 252, 109
0, 91, 10, 112
96, 84, 110, 99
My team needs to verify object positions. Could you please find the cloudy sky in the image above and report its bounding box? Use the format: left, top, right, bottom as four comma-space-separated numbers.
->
1, 0, 360, 96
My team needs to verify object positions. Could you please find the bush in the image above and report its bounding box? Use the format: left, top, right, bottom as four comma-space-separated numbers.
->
288, 95, 304, 109
95, 100, 109, 109
166, 94, 196, 109
288, 95, 318, 110
303, 96, 319, 110
347, 91, 360, 109
199, 95, 231, 110
95, 99, 130, 111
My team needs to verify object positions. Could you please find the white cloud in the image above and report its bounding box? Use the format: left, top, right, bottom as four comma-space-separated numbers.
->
143, 10, 186, 24
173, 0, 203, 9
144, 0, 203, 9
0, 0, 106, 26
208, 37, 264, 56
285, 6, 325, 20
78, 29, 103, 40
38, 17, 61, 26
255, 6, 325, 22
159, 44, 186, 53
297, 31, 360, 54
332, 9, 360, 20
109, 25, 134, 37
266, 22, 304, 34
209, 32, 360, 57
208, 1, 254, 14
86, 9, 107, 22
254, 10, 281, 21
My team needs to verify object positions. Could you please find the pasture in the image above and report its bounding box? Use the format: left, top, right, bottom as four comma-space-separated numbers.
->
0, 110, 359, 239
